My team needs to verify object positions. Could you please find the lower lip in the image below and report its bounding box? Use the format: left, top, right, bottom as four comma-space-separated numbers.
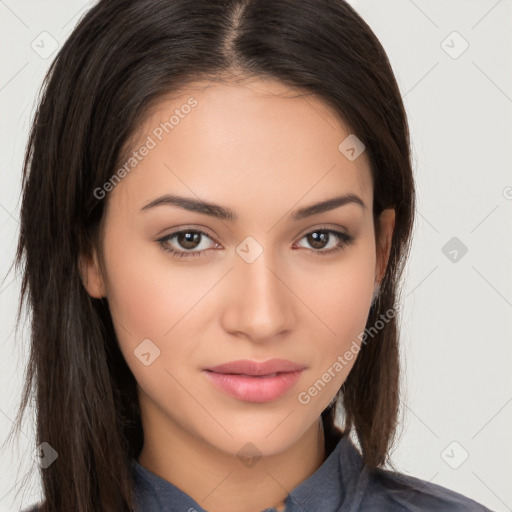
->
203, 370, 304, 402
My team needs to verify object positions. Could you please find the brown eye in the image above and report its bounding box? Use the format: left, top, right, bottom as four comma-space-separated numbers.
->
176, 231, 202, 250
157, 229, 219, 258
306, 231, 330, 249
296, 228, 354, 255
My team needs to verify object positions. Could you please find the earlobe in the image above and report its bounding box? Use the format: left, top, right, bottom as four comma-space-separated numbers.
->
78, 248, 106, 298
375, 208, 396, 283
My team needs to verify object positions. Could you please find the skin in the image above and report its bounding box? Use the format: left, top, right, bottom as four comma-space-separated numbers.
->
81, 78, 395, 512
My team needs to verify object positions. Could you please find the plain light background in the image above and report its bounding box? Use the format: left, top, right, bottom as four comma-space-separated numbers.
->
1, 0, 511, 511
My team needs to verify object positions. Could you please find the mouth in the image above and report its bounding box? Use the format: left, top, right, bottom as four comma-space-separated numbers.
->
206, 371, 281, 377
204, 358, 306, 376
202, 369, 304, 403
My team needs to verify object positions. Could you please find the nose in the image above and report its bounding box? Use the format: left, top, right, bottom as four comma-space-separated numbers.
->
220, 246, 296, 343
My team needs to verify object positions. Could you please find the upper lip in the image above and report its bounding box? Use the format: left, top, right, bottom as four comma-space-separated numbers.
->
204, 359, 306, 376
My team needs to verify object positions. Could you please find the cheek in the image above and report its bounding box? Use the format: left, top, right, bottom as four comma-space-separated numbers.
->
296, 241, 376, 383
100, 226, 234, 393
301, 243, 375, 336
101, 224, 208, 348
101, 234, 213, 400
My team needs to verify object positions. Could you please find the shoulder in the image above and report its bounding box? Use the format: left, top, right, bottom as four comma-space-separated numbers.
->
361, 466, 494, 511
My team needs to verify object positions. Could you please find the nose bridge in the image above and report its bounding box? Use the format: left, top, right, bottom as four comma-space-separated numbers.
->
222, 239, 295, 340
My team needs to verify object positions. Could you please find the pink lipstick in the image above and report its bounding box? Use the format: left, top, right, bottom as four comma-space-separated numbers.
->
203, 359, 305, 403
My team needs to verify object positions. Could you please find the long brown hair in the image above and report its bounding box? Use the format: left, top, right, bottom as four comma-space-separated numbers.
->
7, 0, 415, 510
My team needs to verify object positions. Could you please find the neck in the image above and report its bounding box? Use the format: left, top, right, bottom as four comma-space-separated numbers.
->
137, 413, 327, 512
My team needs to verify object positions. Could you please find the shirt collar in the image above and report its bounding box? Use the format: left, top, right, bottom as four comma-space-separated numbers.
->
130, 433, 365, 512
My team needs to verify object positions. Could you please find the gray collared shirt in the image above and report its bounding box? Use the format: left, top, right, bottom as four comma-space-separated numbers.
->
129, 434, 494, 512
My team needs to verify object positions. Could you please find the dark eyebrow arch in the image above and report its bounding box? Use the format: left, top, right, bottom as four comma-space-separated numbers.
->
292, 193, 365, 220
140, 193, 365, 222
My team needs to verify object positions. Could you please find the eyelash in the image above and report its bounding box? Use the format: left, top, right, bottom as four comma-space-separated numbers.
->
156, 226, 355, 260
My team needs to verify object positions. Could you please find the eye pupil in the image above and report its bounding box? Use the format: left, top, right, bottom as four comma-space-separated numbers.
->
178, 231, 201, 249
308, 231, 328, 249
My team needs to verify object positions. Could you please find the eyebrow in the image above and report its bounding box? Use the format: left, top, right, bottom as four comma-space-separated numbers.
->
140, 193, 365, 221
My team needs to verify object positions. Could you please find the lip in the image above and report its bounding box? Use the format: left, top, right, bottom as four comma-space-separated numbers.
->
204, 358, 306, 376
202, 359, 306, 403
203, 370, 304, 402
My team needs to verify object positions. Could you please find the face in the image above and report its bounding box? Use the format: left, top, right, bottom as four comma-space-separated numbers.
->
82, 78, 395, 458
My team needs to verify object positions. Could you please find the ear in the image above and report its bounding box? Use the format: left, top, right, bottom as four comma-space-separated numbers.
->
375, 208, 395, 284
78, 247, 106, 298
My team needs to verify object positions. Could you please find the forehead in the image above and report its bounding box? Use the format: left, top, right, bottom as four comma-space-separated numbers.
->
109, 78, 373, 216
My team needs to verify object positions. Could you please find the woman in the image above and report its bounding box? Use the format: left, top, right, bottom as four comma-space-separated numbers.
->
11, 0, 492, 510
